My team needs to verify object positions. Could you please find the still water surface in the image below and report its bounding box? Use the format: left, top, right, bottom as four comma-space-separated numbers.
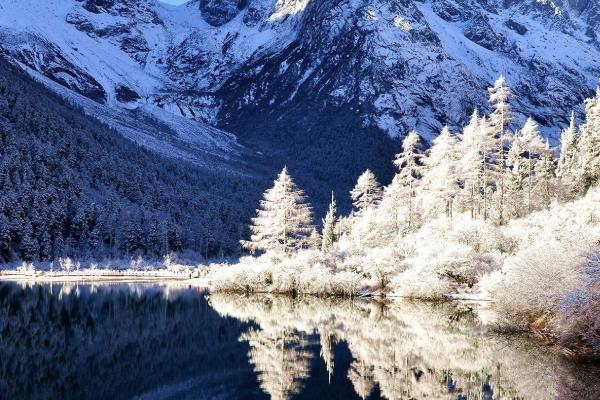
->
0, 283, 598, 400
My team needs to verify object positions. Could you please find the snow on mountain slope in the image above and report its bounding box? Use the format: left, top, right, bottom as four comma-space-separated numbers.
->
0, 0, 241, 163
2, 0, 599, 143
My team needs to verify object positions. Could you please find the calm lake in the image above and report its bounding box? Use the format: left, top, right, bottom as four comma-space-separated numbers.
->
0, 283, 598, 400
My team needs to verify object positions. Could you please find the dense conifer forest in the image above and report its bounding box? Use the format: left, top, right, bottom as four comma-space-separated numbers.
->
0, 60, 261, 262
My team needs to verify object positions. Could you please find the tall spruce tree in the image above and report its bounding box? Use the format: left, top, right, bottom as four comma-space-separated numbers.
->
458, 110, 484, 218
519, 118, 546, 213
505, 137, 526, 220
321, 193, 337, 252
350, 170, 383, 213
535, 139, 557, 208
488, 75, 512, 224
392, 130, 424, 230
557, 111, 579, 181
420, 126, 460, 219
577, 87, 600, 190
244, 167, 314, 254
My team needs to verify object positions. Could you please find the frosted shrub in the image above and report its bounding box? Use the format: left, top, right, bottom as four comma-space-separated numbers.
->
361, 247, 405, 292
163, 253, 177, 269
487, 189, 600, 330
559, 249, 600, 353
402, 216, 502, 288
211, 252, 364, 297
17, 262, 35, 274
130, 255, 145, 270
488, 239, 587, 329
392, 264, 453, 301
450, 216, 515, 255
59, 257, 73, 273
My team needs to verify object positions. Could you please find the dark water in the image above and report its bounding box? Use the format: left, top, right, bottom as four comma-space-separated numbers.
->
0, 283, 599, 400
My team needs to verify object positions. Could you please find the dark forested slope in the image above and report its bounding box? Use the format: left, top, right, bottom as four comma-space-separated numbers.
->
0, 60, 261, 262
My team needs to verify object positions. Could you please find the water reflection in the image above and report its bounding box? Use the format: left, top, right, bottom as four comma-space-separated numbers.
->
210, 294, 600, 400
0, 283, 262, 400
0, 283, 598, 400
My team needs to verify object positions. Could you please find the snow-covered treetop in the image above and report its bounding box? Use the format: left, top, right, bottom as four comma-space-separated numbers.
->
518, 117, 546, 153
245, 166, 314, 254
351, 169, 383, 213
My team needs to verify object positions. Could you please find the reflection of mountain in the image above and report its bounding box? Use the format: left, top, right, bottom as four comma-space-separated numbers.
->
0, 283, 261, 400
210, 294, 600, 400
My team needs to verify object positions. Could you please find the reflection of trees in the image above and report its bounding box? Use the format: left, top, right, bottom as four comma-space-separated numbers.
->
319, 326, 335, 384
0, 283, 253, 400
348, 360, 375, 399
210, 294, 600, 400
242, 328, 313, 400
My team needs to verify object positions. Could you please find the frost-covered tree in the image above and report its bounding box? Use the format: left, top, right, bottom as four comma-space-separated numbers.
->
557, 111, 579, 182
390, 130, 424, 230
488, 75, 512, 224
488, 75, 512, 138
321, 193, 338, 252
244, 167, 314, 254
535, 140, 557, 209
577, 87, 600, 190
458, 111, 484, 218
350, 170, 383, 213
505, 138, 526, 220
460, 109, 481, 150
420, 126, 460, 219
477, 116, 500, 221
519, 118, 547, 213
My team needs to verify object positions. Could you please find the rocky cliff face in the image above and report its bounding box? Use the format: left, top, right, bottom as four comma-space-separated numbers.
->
1, 0, 599, 207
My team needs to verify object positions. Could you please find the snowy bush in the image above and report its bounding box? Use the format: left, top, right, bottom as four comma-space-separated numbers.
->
486, 189, 600, 330
487, 240, 586, 329
210, 252, 364, 297
17, 262, 35, 275
559, 249, 600, 353
59, 257, 74, 273
392, 265, 453, 301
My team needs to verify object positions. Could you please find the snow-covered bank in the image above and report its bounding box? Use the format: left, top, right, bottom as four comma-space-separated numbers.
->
0, 270, 209, 285
0, 255, 212, 286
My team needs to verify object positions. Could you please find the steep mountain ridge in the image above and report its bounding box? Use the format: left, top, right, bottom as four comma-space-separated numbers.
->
1, 0, 600, 213
2, 0, 598, 138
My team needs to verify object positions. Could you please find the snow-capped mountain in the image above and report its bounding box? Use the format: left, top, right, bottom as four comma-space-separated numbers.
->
1, 0, 600, 206
1, 0, 598, 141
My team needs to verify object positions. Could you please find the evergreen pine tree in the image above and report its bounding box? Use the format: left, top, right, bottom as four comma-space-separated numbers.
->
321, 192, 337, 252
535, 139, 557, 208
392, 130, 424, 230
350, 170, 383, 213
420, 126, 460, 219
577, 87, 600, 190
519, 117, 546, 213
488, 75, 512, 137
557, 111, 579, 180
458, 110, 484, 218
244, 167, 314, 254
488, 76, 512, 225
505, 138, 526, 220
